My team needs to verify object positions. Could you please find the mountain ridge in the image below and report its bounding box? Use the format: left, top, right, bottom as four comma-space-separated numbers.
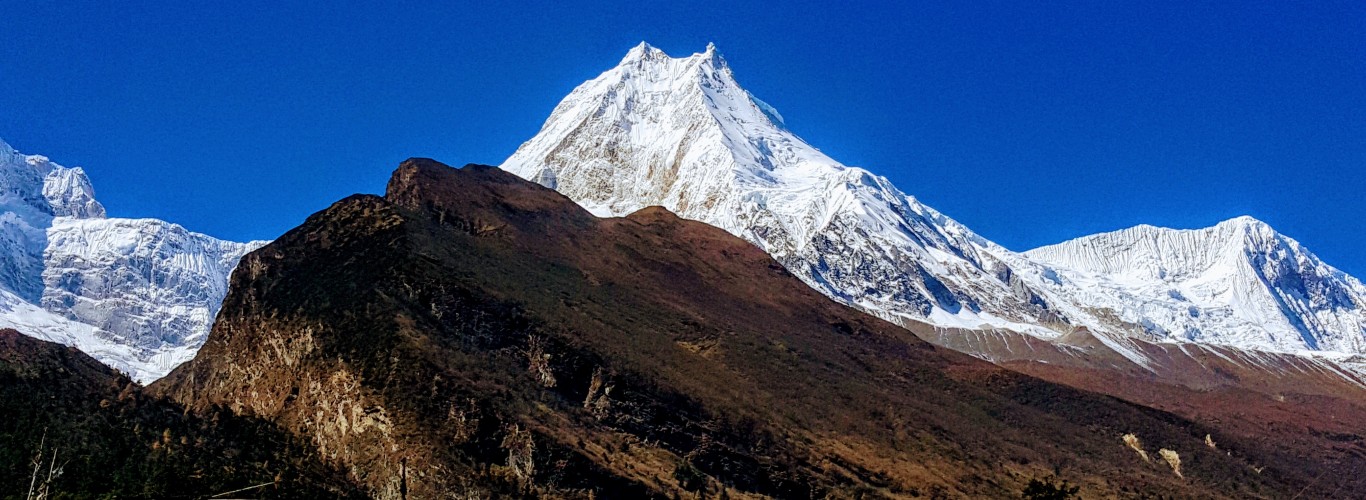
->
1027, 215, 1366, 354
154, 159, 1319, 497
502, 42, 1067, 337
0, 138, 265, 381
500, 42, 1366, 363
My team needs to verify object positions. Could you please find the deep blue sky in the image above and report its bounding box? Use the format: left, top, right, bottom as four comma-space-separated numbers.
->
3, 1, 1364, 275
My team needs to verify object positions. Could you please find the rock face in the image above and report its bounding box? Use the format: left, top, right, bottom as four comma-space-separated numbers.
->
0, 141, 103, 303
0, 139, 264, 382
0, 328, 362, 498
501, 42, 1366, 362
154, 159, 1319, 498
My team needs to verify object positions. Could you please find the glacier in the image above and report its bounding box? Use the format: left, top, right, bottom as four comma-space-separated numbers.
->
1027, 216, 1366, 353
500, 42, 1366, 367
0, 138, 264, 382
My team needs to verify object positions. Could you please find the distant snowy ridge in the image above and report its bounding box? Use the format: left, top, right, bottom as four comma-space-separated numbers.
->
0, 138, 265, 382
500, 42, 1366, 369
1026, 216, 1366, 354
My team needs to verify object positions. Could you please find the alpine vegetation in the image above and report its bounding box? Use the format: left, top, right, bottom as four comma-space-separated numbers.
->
1122, 433, 1150, 462
1159, 449, 1184, 478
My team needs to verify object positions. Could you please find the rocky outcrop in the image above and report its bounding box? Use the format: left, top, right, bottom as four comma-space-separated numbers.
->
0, 329, 361, 497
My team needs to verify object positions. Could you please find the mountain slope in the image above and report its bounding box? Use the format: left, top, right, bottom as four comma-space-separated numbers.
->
44, 217, 263, 374
500, 43, 1366, 362
0, 287, 151, 377
1027, 216, 1366, 354
154, 159, 1326, 498
0, 329, 363, 497
0, 139, 264, 381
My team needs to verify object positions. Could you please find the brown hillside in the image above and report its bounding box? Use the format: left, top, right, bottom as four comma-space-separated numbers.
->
919, 323, 1366, 497
153, 159, 1313, 498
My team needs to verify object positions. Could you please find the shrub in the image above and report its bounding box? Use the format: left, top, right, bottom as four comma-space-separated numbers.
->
1022, 476, 1080, 500
673, 460, 707, 492
1158, 449, 1182, 478
1122, 433, 1149, 462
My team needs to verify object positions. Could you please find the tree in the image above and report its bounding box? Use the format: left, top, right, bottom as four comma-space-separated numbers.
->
26, 429, 67, 500
1022, 476, 1080, 500
673, 460, 707, 493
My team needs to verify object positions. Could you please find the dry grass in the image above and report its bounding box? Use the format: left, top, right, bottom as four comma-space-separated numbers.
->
1122, 433, 1150, 462
1158, 449, 1183, 478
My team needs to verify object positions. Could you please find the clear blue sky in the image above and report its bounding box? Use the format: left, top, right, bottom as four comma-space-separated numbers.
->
3, 1, 1364, 275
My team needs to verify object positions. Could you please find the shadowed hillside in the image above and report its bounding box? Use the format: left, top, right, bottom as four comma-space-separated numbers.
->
0, 329, 363, 498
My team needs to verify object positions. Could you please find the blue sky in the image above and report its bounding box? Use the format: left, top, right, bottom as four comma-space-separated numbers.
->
3, 1, 1364, 275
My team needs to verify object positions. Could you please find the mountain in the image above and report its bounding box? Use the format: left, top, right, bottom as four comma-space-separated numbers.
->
0, 140, 103, 302
500, 42, 1366, 364
0, 328, 363, 497
0, 139, 264, 381
1026, 216, 1366, 354
153, 159, 1327, 498
502, 42, 1064, 335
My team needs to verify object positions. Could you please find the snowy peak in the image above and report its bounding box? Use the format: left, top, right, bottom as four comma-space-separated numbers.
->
0, 139, 107, 302
0, 138, 265, 381
620, 41, 724, 67
1220, 214, 1269, 228
0, 139, 106, 220
1213, 215, 1279, 245
1027, 218, 1366, 353
1027, 217, 1321, 282
620, 41, 669, 63
499, 43, 1366, 365
42, 165, 104, 218
502, 43, 1068, 334
503, 42, 821, 217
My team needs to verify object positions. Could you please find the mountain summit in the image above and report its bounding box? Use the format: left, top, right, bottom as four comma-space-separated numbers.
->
501, 43, 1366, 362
1027, 216, 1366, 353
0, 139, 265, 381
502, 43, 1066, 334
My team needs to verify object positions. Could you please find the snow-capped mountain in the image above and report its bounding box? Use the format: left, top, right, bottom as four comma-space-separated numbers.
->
1026, 216, 1366, 353
0, 141, 103, 303
501, 42, 1366, 363
0, 138, 264, 381
503, 42, 1065, 334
